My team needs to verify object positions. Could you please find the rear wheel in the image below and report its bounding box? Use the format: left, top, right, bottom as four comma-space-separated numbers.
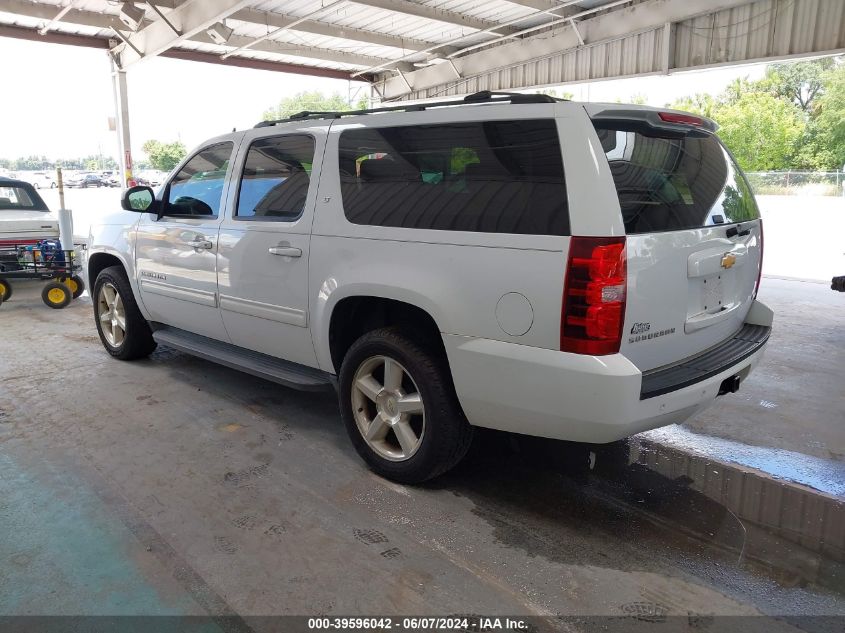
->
339, 327, 472, 483
0, 277, 11, 302
42, 281, 71, 309
93, 266, 156, 360
63, 274, 85, 299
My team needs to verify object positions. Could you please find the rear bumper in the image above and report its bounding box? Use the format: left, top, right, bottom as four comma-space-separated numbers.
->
443, 300, 773, 444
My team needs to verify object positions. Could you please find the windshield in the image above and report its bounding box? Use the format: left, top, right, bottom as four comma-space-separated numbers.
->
0, 184, 49, 211
593, 123, 760, 234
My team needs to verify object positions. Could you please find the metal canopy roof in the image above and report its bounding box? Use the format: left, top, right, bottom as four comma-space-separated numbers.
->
0, 0, 637, 80
0, 0, 842, 94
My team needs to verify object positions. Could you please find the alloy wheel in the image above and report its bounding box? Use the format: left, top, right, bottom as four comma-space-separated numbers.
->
97, 282, 126, 347
351, 355, 426, 461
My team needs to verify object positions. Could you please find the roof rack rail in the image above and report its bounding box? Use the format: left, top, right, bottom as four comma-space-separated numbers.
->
254, 90, 561, 128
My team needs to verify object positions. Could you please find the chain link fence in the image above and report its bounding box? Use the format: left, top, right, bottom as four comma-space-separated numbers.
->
746, 171, 845, 197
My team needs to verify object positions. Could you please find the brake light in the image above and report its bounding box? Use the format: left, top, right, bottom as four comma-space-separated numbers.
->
658, 112, 705, 127
561, 237, 627, 355
753, 221, 764, 299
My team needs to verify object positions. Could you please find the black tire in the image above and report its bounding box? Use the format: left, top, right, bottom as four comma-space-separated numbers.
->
93, 265, 157, 360
42, 281, 72, 309
339, 327, 472, 484
0, 277, 11, 302
65, 274, 86, 299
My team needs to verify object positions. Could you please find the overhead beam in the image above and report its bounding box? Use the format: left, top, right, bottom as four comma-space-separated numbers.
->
350, 0, 519, 34
502, 0, 579, 15
379, 0, 757, 99
0, 22, 108, 50
230, 8, 440, 52
113, 0, 253, 66
159, 49, 362, 80
0, 23, 360, 80
192, 31, 386, 68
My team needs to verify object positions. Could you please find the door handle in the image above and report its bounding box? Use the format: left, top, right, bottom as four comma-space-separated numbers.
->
268, 244, 302, 258
180, 238, 213, 251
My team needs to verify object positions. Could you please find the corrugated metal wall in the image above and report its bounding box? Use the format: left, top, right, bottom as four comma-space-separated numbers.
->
398, 0, 845, 101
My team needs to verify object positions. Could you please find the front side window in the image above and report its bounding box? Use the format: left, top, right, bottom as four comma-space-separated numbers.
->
593, 124, 760, 234
236, 135, 315, 221
165, 142, 233, 217
338, 120, 570, 235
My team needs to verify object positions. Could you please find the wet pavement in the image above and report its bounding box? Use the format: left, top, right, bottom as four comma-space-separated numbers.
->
0, 281, 843, 628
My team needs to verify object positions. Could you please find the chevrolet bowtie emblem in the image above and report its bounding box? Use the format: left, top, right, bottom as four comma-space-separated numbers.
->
721, 253, 737, 269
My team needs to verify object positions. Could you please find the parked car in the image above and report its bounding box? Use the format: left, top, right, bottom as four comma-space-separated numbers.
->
0, 177, 59, 279
67, 173, 106, 188
16, 171, 57, 189
84, 92, 772, 483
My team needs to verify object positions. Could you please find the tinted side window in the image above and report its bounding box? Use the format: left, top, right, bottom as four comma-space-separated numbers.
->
236, 135, 315, 221
593, 124, 760, 234
338, 120, 569, 235
165, 142, 233, 216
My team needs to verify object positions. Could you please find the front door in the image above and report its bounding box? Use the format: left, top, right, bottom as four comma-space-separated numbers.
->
135, 141, 236, 341
217, 131, 322, 368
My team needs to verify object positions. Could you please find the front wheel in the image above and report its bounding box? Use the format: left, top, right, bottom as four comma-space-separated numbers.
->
42, 281, 71, 309
0, 277, 11, 302
339, 327, 472, 484
93, 266, 156, 360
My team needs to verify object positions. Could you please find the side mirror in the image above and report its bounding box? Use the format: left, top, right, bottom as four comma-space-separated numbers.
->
121, 185, 158, 213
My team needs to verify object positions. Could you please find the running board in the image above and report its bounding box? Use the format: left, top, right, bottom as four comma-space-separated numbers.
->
152, 326, 335, 391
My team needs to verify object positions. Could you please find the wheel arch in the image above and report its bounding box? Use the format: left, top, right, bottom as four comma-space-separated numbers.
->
326, 294, 449, 376
86, 251, 127, 290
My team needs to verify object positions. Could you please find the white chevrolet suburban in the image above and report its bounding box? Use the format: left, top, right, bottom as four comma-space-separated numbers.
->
86, 91, 772, 483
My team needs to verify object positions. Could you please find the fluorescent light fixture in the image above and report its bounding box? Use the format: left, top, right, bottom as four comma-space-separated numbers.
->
118, 2, 145, 32
206, 21, 234, 45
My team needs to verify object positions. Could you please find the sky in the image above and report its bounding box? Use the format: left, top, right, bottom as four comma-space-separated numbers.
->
0, 36, 766, 162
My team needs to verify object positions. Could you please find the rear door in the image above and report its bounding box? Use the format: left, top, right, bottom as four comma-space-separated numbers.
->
216, 129, 323, 368
589, 112, 762, 371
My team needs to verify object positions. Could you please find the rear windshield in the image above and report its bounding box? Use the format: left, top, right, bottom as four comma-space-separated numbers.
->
593, 123, 759, 234
0, 184, 49, 211
339, 120, 570, 236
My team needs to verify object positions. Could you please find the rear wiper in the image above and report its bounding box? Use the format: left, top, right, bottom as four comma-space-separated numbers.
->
726, 223, 751, 238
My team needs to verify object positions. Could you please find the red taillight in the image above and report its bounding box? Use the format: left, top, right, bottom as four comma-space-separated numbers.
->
754, 220, 764, 298
658, 112, 704, 127
561, 236, 627, 355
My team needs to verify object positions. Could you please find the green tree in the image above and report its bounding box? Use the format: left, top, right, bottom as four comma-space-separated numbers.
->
717, 92, 804, 171
142, 140, 187, 172
667, 93, 719, 118
762, 58, 835, 113
262, 91, 355, 121
802, 62, 845, 169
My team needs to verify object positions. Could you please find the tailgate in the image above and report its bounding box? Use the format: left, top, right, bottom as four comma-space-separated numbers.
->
592, 119, 763, 372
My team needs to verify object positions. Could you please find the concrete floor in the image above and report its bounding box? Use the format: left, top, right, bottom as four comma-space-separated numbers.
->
0, 279, 843, 626
684, 277, 845, 462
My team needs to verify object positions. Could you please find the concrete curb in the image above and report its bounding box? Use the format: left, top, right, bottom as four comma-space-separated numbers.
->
632, 438, 845, 568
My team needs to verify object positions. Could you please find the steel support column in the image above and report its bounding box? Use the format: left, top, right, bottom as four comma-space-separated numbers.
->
111, 61, 133, 190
